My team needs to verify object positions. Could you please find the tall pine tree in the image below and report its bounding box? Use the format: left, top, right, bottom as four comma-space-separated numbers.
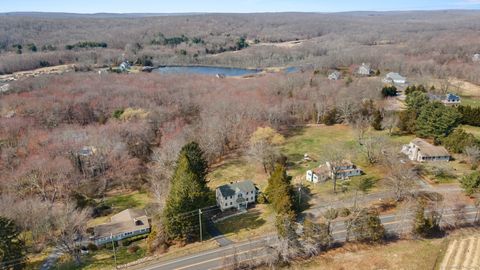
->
0, 217, 25, 270
162, 142, 211, 242
265, 164, 295, 215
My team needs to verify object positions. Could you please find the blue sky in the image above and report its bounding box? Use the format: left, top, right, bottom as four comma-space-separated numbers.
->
1, 0, 480, 13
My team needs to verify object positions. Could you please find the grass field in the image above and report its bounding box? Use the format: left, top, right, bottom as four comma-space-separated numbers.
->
286, 238, 446, 270
460, 95, 480, 108
461, 125, 480, 139
208, 125, 414, 201
215, 204, 275, 242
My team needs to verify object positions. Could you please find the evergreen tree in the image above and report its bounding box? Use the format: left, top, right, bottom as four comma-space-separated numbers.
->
351, 209, 385, 243
460, 172, 480, 196
405, 91, 430, 113
371, 109, 383, 130
162, 142, 211, 242
442, 128, 478, 153
265, 164, 295, 215
412, 200, 442, 238
0, 217, 25, 270
416, 102, 461, 140
398, 109, 417, 134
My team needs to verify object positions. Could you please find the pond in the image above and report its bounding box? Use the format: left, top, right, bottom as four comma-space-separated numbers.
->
153, 65, 300, 77
154, 66, 262, 77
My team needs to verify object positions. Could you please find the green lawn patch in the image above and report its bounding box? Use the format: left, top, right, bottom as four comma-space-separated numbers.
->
460, 95, 480, 108
214, 205, 275, 242
460, 125, 480, 139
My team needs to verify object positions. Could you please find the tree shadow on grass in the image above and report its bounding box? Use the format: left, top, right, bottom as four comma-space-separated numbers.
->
282, 126, 307, 139
215, 209, 266, 235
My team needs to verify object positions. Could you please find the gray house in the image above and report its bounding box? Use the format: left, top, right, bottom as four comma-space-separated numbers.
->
383, 72, 407, 85
92, 209, 150, 246
216, 180, 257, 212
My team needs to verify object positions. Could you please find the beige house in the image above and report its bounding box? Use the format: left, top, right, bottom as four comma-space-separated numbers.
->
216, 180, 257, 212
402, 138, 451, 162
92, 209, 150, 246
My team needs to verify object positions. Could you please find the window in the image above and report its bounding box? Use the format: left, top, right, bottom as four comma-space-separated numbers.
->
225, 203, 227, 206
230, 202, 233, 205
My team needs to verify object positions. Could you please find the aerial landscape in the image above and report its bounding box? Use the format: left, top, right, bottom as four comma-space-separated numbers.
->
2, 0, 480, 269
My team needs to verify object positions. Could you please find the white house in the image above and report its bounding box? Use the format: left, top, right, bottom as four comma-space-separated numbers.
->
402, 138, 451, 162
473, 54, 480, 62
383, 72, 407, 85
328, 71, 341, 81
357, 63, 372, 76
92, 209, 150, 246
119, 61, 131, 72
429, 93, 461, 106
307, 160, 362, 183
216, 180, 257, 212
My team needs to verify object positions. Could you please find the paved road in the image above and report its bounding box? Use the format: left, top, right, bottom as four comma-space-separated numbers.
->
133, 207, 478, 270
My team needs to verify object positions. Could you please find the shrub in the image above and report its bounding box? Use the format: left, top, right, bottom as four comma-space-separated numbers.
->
112, 109, 125, 119
442, 128, 478, 153
381, 85, 397, 97
257, 194, 267, 204
92, 204, 112, 218
128, 245, 140, 254
121, 233, 149, 246
339, 208, 351, 217
87, 243, 98, 251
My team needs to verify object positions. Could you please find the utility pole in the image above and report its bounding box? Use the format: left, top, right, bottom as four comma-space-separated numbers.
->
298, 185, 302, 207
198, 209, 203, 242
111, 233, 118, 269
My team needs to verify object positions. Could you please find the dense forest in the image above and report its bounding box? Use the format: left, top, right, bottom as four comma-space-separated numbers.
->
1, 11, 480, 267
1, 11, 480, 83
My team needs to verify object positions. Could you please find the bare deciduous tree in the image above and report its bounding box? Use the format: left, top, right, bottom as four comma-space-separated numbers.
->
465, 145, 480, 169
51, 203, 90, 265
383, 151, 418, 201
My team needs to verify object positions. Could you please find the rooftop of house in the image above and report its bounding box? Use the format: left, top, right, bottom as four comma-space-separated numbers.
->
428, 93, 460, 101
312, 164, 330, 175
79, 146, 96, 156
217, 180, 256, 198
94, 208, 149, 239
410, 138, 450, 157
330, 70, 341, 75
385, 72, 406, 81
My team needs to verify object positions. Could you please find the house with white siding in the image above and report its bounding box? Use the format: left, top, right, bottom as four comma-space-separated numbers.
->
429, 93, 461, 106
357, 63, 372, 76
92, 209, 150, 246
216, 180, 257, 212
402, 138, 451, 162
307, 160, 362, 183
328, 71, 341, 80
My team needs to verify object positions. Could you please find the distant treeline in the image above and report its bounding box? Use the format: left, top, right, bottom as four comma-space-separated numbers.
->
65, 41, 108, 50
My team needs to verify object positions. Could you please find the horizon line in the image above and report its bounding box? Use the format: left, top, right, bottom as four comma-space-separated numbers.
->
2, 9, 480, 15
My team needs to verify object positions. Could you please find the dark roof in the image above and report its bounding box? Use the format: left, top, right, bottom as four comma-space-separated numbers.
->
217, 180, 256, 198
